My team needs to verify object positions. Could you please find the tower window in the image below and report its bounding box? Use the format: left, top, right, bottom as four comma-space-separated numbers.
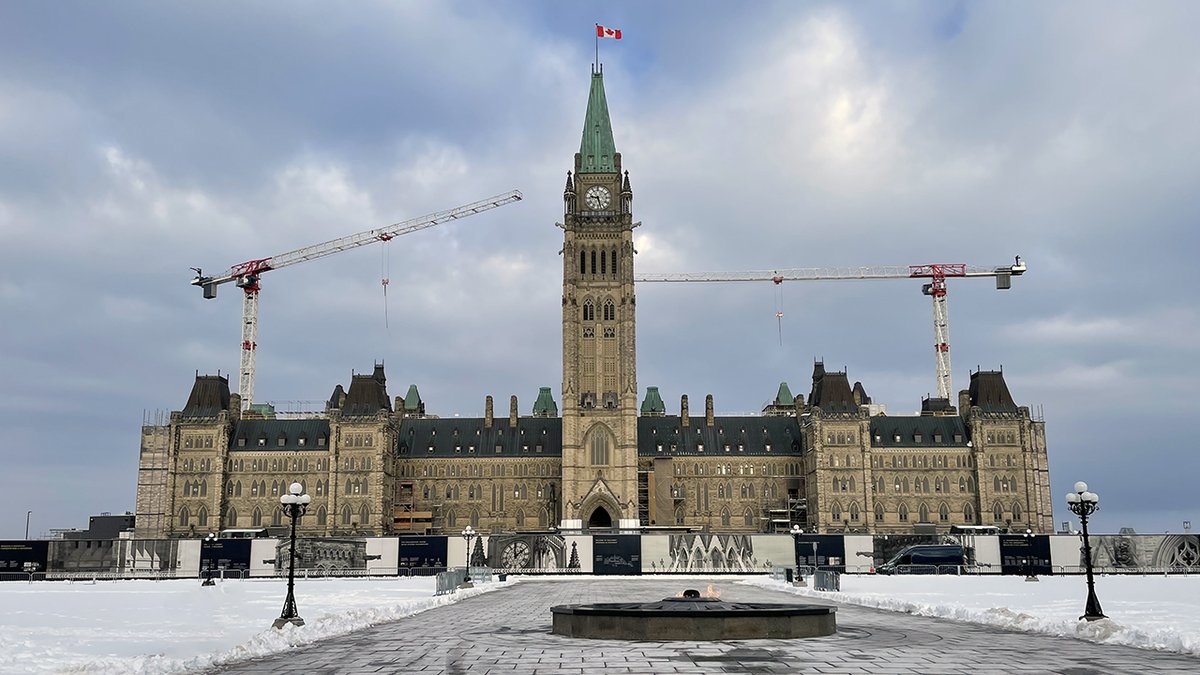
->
582, 301, 595, 321
603, 299, 615, 321
580, 250, 586, 275
591, 250, 597, 275
601, 250, 607, 274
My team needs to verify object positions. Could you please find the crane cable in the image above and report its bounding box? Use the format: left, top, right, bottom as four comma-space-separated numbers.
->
773, 275, 785, 347
381, 240, 391, 332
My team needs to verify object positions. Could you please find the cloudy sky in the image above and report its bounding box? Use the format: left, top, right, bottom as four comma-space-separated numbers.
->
2, 1, 1198, 538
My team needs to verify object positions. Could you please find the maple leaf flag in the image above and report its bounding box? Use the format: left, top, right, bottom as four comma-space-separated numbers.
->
597, 25, 622, 39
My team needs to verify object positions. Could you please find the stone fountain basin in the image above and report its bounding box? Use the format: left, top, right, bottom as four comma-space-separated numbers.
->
550, 596, 836, 640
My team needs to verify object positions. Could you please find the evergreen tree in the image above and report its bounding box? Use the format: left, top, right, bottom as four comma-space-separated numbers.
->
567, 541, 580, 570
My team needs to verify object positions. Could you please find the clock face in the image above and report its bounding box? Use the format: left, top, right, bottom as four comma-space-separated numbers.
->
501, 541, 532, 568
584, 186, 611, 210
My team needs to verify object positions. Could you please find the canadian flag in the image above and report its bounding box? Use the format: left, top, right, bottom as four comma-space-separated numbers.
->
596, 24, 622, 39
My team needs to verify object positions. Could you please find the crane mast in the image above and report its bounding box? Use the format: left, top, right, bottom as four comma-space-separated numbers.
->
636, 257, 1025, 400
191, 189, 523, 410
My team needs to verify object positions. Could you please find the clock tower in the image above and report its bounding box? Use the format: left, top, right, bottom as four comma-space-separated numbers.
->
559, 65, 639, 531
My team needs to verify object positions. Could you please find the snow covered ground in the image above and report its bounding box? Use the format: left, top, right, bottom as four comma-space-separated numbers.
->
0, 576, 506, 675
747, 573, 1200, 657
3, 574, 1199, 674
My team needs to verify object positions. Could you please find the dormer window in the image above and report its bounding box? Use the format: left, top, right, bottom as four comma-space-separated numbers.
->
258, 437, 266, 447
914, 434, 922, 443
933, 433, 942, 443
277, 436, 286, 447
953, 433, 963, 443
298, 436, 307, 447
893, 434, 901, 443
317, 436, 326, 447
237, 437, 247, 448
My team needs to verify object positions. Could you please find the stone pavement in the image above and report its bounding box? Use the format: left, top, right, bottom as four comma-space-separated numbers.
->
213, 577, 1200, 674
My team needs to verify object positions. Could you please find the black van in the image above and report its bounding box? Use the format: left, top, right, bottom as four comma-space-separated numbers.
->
877, 544, 965, 574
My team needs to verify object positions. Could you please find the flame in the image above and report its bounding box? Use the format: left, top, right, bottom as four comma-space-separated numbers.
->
703, 584, 721, 599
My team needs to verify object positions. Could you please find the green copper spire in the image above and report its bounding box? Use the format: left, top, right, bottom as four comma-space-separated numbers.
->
640, 386, 666, 416
774, 382, 795, 407
578, 67, 617, 173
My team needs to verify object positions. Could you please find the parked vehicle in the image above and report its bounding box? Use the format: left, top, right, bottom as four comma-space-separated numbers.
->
877, 544, 965, 574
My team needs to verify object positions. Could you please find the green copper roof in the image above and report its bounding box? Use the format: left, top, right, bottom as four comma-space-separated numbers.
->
532, 386, 558, 416
774, 382, 794, 406
404, 384, 422, 411
578, 68, 617, 173
641, 386, 666, 414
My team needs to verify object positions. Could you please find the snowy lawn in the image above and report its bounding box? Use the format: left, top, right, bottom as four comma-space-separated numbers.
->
0, 576, 508, 675
746, 574, 1200, 656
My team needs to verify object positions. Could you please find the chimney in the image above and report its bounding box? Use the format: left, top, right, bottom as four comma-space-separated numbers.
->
394, 396, 403, 413
509, 395, 519, 427
794, 394, 804, 417
485, 395, 494, 428
705, 394, 715, 427
681, 395, 690, 427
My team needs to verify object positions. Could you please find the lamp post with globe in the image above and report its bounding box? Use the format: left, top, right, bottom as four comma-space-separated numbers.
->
1065, 481, 1106, 621
273, 482, 311, 629
460, 525, 477, 588
202, 532, 217, 586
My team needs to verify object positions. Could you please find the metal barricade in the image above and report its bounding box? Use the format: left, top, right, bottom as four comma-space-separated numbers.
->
435, 568, 467, 595
812, 569, 841, 592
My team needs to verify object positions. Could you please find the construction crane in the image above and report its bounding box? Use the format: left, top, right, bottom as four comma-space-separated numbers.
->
191, 189, 523, 410
635, 257, 1026, 400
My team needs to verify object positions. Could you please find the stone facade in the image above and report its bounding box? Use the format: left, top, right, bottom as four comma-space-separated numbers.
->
133, 66, 1052, 538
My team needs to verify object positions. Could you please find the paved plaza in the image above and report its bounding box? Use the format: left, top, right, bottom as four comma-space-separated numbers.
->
213, 578, 1199, 674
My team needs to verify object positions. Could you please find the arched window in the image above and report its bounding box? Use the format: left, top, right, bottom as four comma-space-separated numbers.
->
603, 299, 615, 321
939, 503, 950, 521
831, 502, 842, 521
582, 300, 595, 321
539, 508, 549, 527
611, 247, 618, 273
316, 506, 327, 526
849, 476, 856, 492
197, 506, 208, 527
235, 481, 242, 497
874, 502, 884, 521
272, 508, 282, 527
515, 509, 525, 528
964, 503, 975, 521
359, 504, 370, 526
1012, 502, 1023, 521
967, 476, 976, 492
719, 483, 726, 499
251, 507, 262, 527
721, 509, 731, 527
589, 428, 610, 466
600, 249, 607, 274
994, 476, 1001, 492
179, 507, 190, 527
590, 249, 597, 274
959, 477, 966, 492
744, 508, 754, 527
919, 503, 930, 523
898, 503, 909, 521
470, 510, 480, 527
580, 250, 586, 274
447, 510, 457, 528
993, 502, 1004, 521
226, 506, 238, 528
849, 503, 860, 521
341, 504, 353, 525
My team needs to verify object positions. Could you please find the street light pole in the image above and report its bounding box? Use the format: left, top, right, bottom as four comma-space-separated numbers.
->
202, 532, 217, 586
460, 525, 476, 588
1065, 481, 1106, 622
273, 482, 311, 629
25, 511, 32, 540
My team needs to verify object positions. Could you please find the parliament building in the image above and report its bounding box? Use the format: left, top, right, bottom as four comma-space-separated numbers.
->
134, 67, 1053, 539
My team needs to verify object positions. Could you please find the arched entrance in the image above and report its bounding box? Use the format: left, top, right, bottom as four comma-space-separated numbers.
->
587, 506, 613, 530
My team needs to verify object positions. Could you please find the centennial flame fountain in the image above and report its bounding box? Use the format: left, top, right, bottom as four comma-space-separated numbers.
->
550, 586, 836, 640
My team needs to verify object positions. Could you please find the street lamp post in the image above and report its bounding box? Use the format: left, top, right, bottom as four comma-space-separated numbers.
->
202, 532, 217, 586
1065, 481, 1106, 622
273, 482, 311, 629
460, 525, 477, 588
461, 525, 479, 587
25, 511, 31, 540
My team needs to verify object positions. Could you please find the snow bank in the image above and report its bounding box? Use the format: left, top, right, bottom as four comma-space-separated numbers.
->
0, 576, 509, 675
744, 575, 1200, 656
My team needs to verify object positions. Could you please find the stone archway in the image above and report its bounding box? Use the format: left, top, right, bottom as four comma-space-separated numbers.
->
586, 505, 613, 530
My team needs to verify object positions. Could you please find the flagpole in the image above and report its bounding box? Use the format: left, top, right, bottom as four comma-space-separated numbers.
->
595, 24, 599, 69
